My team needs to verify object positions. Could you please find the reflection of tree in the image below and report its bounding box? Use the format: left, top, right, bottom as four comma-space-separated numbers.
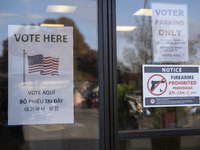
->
117, 6, 200, 148
0, 16, 98, 149
117, 16, 152, 94
121, 16, 200, 74
122, 16, 152, 73
43, 17, 98, 82
117, 13, 200, 134
0, 39, 8, 73
76, 49, 98, 82
188, 34, 200, 63
117, 61, 141, 93
1, 17, 98, 82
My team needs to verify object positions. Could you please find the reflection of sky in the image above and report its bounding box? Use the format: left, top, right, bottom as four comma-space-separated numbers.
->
116, 0, 200, 63
0, 0, 98, 56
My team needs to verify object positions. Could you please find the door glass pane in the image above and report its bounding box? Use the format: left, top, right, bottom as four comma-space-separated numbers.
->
117, 0, 200, 149
117, 0, 200, 131
0, 0, 99, 150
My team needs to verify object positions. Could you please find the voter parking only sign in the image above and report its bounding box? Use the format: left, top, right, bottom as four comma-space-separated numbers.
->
152, 3, 188, 62
143, 65, 200, 107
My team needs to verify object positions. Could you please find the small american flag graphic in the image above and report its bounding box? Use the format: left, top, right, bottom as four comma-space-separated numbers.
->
28, 54, 59, 75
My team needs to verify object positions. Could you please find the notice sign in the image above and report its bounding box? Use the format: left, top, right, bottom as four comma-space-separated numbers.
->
8, 25, 74, 125
152, 3, 188, 62
143, 65, 200, 107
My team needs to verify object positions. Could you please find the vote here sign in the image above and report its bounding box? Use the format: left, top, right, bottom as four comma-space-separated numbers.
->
152, 3, 188, 62
8, 25, 74, 125
143, 65, 200, 107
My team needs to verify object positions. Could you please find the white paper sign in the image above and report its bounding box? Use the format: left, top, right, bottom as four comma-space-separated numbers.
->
152, 3, 188, 62
8, 25, 74, 125
143, 65, 200, 107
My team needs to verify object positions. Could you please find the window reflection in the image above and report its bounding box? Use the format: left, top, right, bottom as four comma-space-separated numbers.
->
117, 0, 200, 150
117, 0, 200, 131
0, 0, 98, 150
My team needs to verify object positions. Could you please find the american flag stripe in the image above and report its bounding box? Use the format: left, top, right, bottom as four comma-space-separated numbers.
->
28, 65, 43, 73
43, 65, 53, 68
51, 58, 59, 76
41, 57, 59, 75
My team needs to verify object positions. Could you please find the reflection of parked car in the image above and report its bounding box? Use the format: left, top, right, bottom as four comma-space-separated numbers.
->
82, 86, 99, 108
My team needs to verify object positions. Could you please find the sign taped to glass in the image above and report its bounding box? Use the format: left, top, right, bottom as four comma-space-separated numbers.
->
8, 25, 74, 125
151, 3, 188, 62
143, 65, 200, 107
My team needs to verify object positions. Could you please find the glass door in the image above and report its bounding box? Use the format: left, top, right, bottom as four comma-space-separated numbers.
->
0, 0, 99, 150
116, 0, 200, 149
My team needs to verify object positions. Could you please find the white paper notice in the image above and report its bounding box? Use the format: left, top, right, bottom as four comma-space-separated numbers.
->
143, 65, 200, 107
8, 25, 74, 125
152, 3, 188, 62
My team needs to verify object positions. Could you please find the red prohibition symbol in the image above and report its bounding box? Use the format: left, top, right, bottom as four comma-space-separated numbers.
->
147, 74, 167, 96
